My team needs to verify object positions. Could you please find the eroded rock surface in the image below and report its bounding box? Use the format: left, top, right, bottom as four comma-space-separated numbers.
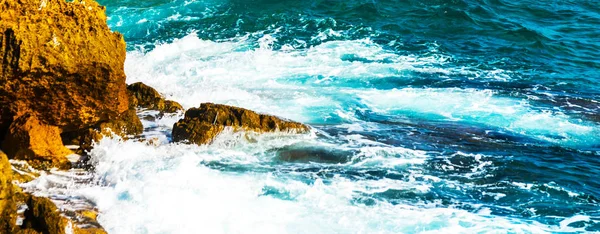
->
172, 103, 309, 145
2, 114, 72, 169
18, 194, 107, 234
62, 108, 143, 155
0, 0, 130, 131
0, 0, 143, 165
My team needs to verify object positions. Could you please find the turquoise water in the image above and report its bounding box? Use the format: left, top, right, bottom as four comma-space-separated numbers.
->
74, 0, 600, 232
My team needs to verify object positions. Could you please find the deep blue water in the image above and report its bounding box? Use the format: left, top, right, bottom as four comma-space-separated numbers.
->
87, 0, 600, 232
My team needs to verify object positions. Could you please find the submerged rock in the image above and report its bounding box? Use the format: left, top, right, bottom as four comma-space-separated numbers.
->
127, 82, 183, 113
172, 103, 309, 145
275, 146, 353, 164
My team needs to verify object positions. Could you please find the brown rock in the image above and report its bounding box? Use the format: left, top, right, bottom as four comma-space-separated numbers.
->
127, 82, 183, 113
172, 103, 309, 145
21, 194, 107, 234
2, 114, 72, 169
96, 109, 143, 137
0, 0, 130, 134
62, 109, 143, 154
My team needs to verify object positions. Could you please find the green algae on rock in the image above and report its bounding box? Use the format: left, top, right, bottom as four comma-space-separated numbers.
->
172, 103, 310, 145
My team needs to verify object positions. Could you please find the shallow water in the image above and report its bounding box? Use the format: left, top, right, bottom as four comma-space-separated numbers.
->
25, 0, 600, 233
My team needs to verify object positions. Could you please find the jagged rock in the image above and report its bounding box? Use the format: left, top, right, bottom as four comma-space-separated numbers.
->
96, 109, 143, 137
0, 0, 130, 133
0, 150, 17, 233
2, 114, 72, 169
0, 0, 145, 165
20, 195, 107, 234
62, 109, 143, 154
127, 82, 183, 113
172, 103, 309, 145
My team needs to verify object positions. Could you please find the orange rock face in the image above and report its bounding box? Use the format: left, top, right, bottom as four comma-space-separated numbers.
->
172, 103, 310, 145
1, 114, 72, 168
0, 0, 129, 132
0, 0, 143, 166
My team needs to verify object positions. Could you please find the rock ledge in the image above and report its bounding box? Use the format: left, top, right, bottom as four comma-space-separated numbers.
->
173, 103, 309, 145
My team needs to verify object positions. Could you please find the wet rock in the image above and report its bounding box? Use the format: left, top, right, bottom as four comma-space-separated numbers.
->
2, 114, 72, 169
96, 109, 143, 137
173, 103, 309, 145
127, 82, 183, 113
20, 194, 107, 234
275, 146, 353, 163
61, 109, 143, 155
0, 150, 17, 233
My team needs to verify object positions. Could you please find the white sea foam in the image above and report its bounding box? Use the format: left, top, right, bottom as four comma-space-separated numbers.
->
16, 32, 594, 233
57, 137, 560, 234
123, 33, 599, 147
123, 33, 510, 125
355, 88, 600, 146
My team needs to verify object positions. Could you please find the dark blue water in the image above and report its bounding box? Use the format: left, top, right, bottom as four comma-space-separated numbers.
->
88, 0, 600, 232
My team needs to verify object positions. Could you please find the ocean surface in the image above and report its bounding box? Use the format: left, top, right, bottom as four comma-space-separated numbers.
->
22, 0, 600, 233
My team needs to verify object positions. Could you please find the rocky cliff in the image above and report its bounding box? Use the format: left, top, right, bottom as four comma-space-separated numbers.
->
0, 0, 136, 232
0, 0, 138, 166
0, 0, 129, 130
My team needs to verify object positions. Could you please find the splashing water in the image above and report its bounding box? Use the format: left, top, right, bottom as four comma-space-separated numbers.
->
20, 0, 600, 233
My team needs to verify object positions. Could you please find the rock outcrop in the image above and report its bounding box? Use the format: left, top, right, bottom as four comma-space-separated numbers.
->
19, 194, 107, 234
0, 0, 129, 131
127, 82, 183, 113
62, 108, 143, 155
0, 0, 141, 165
172, 103, 309, 145
0, 0, 146, 232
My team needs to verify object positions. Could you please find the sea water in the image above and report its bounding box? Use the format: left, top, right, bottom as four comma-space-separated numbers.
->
22, 0, 600, 233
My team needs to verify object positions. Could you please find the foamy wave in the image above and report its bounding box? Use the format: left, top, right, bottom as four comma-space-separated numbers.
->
354, 88, 600, 147
73, 137, 561, 234
123, 33, 510, 124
